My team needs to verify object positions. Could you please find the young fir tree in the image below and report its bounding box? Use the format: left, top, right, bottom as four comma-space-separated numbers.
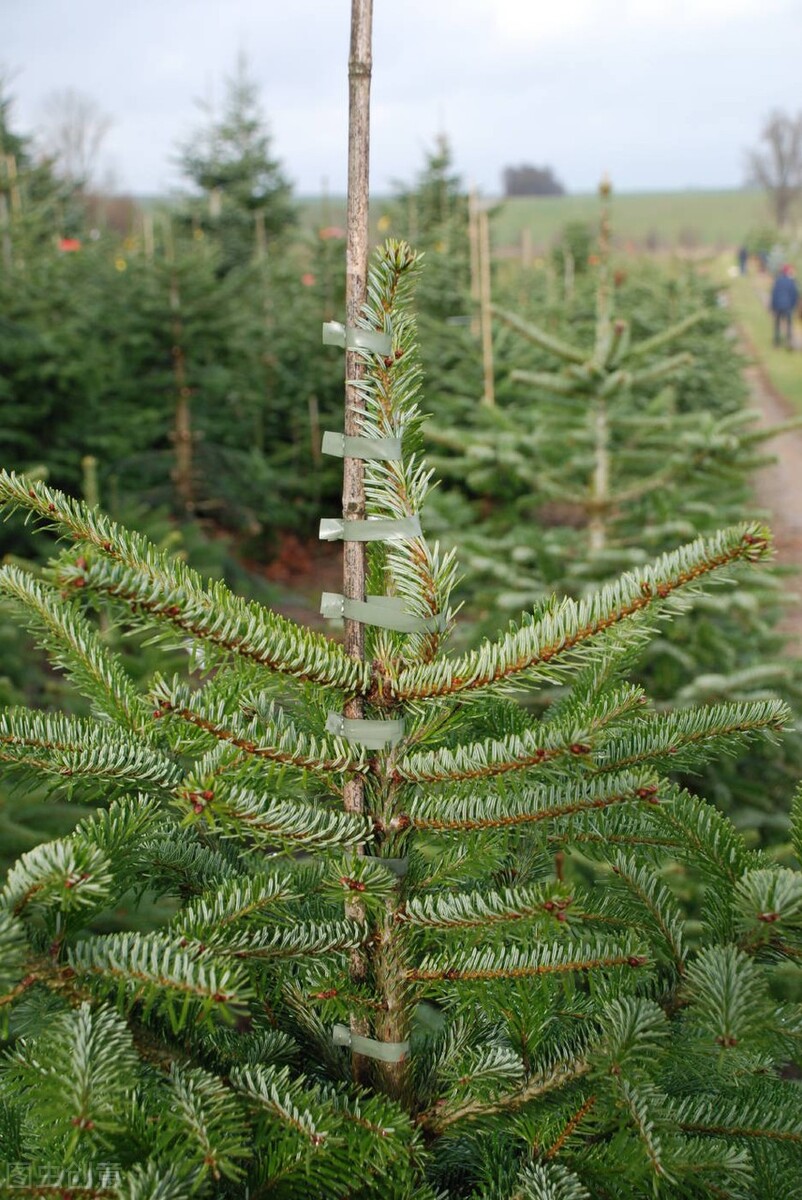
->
0, 242, 801, 1198
392, 135, 471, 323
176, 55, 295, 276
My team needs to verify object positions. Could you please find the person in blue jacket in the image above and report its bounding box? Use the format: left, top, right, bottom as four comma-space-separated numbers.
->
771, 265, 799, 348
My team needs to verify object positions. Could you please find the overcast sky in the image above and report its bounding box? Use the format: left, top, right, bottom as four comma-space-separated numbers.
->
5, 0, 799, 197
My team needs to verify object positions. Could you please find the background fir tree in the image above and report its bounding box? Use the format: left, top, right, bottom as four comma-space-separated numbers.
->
0, 242, 801, 1199
392, 135, 471, 322
176, 54, 295, 276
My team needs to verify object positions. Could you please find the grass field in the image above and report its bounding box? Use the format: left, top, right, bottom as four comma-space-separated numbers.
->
299, 188, 773, 253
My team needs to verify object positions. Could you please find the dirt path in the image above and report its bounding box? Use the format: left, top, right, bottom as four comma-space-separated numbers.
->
742, 347, 802, 653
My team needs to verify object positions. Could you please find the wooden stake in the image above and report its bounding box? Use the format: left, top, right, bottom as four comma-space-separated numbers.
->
7, 155, 21, 215
563, 247, 575, 301
0, 192, 10, 271
0, 157, 12, 271
343, 0, 372, 741
468, 189, 480, 337
478, 206, 495, 407
142, 211, 155, 261
164, 229, 193, 514
343, 0, 373, 1085
588, 182, 613, 553
308, 393, 321, 465
254, 209, 267, 261
521, 226, 532, 269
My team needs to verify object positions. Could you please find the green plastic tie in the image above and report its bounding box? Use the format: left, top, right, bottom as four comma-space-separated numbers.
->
322, 321, 392, 356
319, 515, 422, 543
320, 591, 444, 633
332, 1023, 410, 1063
325, 712, 405, 750
321, 431, 403, 461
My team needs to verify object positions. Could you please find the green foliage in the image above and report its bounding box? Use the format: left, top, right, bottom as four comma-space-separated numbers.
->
423, 212, 802, 830
0, 243, 800, 1198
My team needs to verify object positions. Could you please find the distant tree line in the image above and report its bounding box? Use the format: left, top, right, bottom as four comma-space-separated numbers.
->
502, 163, 565, 197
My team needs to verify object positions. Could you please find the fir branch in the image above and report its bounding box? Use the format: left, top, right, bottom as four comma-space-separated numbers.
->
683, 945, 771, 1049
734, 866, 802, 950
512, 1162, 592, 1200
625, 308, 707, 360
0, 566, 148, 731
601, 854, 685, 970
116, 1164, 188, 1199
74, 794, 167, 862
620, 350, 693, 391
204, 919, 367, 960
3, 1002, 139, 1159
67, 932, 253, 1030
673, 1094, 802, 1143
399, 883, 568, 930
231, 1062, 332, 1143
408, 772, 660, 831
544, 1094, 598, 1160
183, 786, 372, 853
0, 708, 181, 790
398, 688, 641, 784
614, 1078, 670, 1179
3, 839, 112, 916
172, 872, 299, 940
491, 305, 587, 363
389, 525, 773, 701
159, 1064, 247, 1184
645, 789, 749, 884
419, 1057, 591, 1133
510, 369, 579, 395
595, 698, 787, 774
0, 470, 368, 693
0, 909, 28, 992
153, 677, 363, 776
408, 939, 648, 983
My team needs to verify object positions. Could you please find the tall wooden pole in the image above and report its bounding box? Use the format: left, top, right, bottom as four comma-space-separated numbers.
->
164, 227, 193, 515
468, 189, 480, 338
478, 206, 495, 407
0, 157, 12, 272
343, 0, 373, 1083
588, 178, 613, 554
521, 226, 532, 269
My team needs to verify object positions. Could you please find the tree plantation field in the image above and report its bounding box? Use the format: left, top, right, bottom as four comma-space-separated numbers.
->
6, 60, 802, 1198
298, 187, 773, 252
